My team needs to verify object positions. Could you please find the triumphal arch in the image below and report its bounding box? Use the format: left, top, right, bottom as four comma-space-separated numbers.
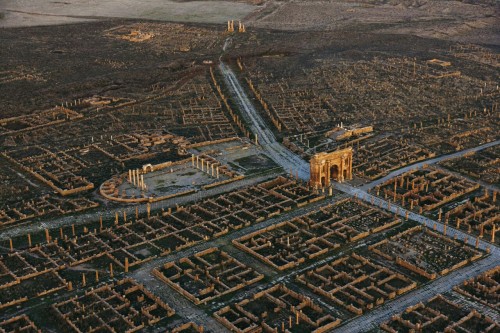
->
310, 147, 353, 187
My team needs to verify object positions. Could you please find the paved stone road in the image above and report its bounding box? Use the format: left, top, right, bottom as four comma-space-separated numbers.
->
6, 61, 497, 332
219, 62, 310, 179
131, 193, 344, 332
0, 171, 281, 241
334, 254, 499, 332
362, 139, 500, 191
218, 61, 500, 332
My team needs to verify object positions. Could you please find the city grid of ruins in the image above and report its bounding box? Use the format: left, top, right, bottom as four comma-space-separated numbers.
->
0, 1, 499, 332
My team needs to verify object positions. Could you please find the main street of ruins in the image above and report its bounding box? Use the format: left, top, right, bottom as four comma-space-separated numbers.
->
0, 4, 499, 332
219, 55, 500, 331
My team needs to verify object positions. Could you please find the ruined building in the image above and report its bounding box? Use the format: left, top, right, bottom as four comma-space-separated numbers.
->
310, 147, 353, 187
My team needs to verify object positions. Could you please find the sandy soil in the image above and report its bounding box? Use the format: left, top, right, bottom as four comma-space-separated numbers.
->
1, 0, 496, 45
248, 0, 499, 45
0, 11, 97, 27
0, 0, 259, 27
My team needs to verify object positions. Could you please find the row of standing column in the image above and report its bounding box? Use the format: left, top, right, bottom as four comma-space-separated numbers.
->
192, 154, 220, 179
128, 169, 146, 191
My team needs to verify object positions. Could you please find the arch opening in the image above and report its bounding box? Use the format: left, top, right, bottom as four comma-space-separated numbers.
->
330, 165, 339, 181
143, 164, 154, 173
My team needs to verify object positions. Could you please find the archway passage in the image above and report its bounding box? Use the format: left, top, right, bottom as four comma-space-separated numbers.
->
330, 165, 339, 181
309, 147, 353, 188
143, 164, 154, 173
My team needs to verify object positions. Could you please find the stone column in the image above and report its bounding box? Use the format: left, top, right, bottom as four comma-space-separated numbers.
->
349, 157, 353, 180
340, 158, 345, 182
324, 163, 329, 187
